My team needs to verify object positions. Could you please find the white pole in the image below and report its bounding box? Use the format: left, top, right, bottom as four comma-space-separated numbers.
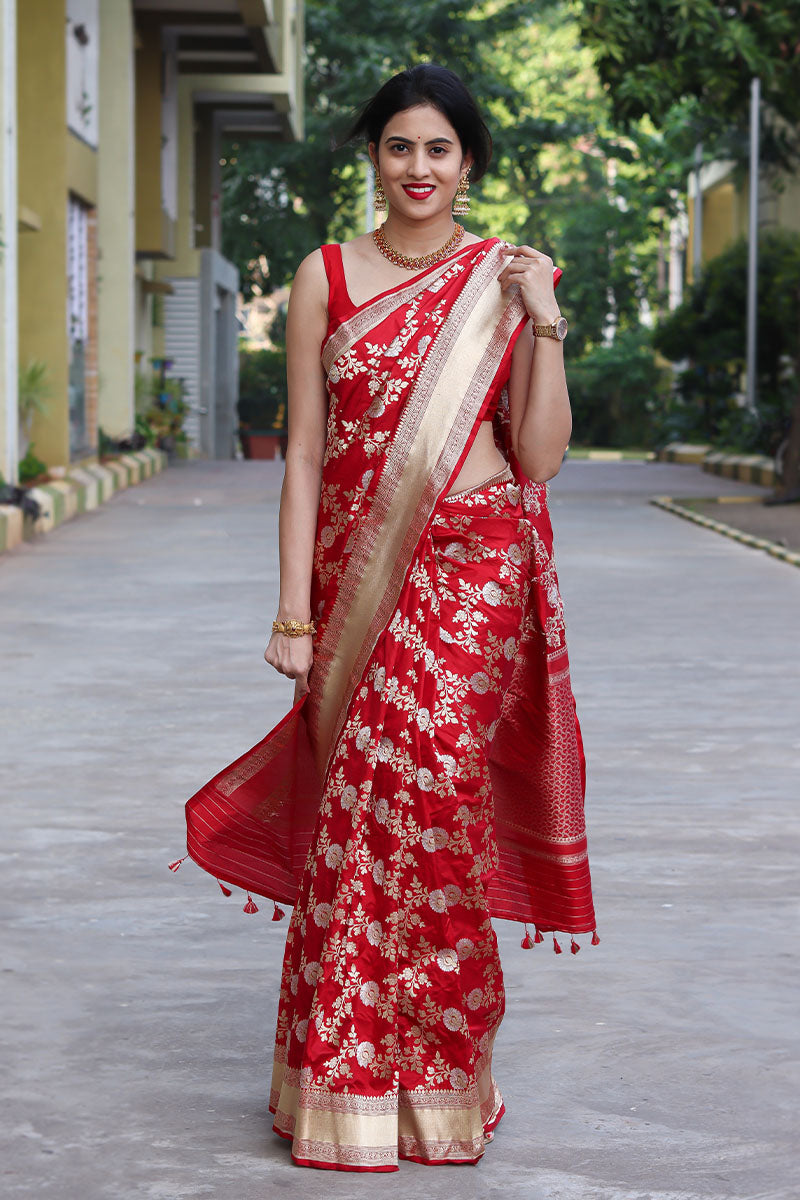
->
2, 0, 18, 484
692, 142, 703, 277
745, 76, 760, 413
365, 158, 375, 233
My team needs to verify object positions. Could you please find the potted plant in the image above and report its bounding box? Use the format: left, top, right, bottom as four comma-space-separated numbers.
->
18, 359, 51, 461
238, 348, 288, 459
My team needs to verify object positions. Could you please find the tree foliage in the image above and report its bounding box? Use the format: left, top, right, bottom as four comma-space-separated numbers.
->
652, 229, 800, 454
578, 0, 800, 170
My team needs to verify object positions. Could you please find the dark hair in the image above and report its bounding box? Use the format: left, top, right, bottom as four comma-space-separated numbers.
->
347, 64, 492, 182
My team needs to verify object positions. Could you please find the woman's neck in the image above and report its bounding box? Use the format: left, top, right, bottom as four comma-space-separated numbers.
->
377, 210, 459, 256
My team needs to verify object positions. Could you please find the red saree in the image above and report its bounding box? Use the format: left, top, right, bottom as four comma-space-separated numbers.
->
182, 237, 596, 1170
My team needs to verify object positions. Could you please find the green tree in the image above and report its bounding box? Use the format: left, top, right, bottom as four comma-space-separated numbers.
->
652, 230, 800, 458
578, 0, 800, 170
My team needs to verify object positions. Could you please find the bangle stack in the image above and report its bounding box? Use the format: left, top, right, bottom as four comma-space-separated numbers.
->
272, 617, 316, 638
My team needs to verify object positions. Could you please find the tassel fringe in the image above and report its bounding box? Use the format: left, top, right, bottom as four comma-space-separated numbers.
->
169, 856, 291, 922
516, 925, 600, 954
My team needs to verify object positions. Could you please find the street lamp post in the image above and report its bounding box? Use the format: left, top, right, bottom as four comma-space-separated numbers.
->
692, 142, 703, 278
745, 76, 760, 414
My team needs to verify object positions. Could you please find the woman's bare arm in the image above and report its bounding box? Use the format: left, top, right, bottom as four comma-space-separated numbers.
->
507, 324, 572, 482
264, 249, 329, 698
502, 246, 572, 482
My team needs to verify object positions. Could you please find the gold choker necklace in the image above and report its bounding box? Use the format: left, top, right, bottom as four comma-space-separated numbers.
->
373, 222, 465, 270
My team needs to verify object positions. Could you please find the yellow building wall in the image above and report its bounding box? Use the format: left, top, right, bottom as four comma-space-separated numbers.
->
67, 131, 98, 206
17, 0, 70, 468
135, 18, 175, 259
97, 0, 135, 440
687, 173, 751, 284
775, 172, 800, 234
159, 77, 202, 279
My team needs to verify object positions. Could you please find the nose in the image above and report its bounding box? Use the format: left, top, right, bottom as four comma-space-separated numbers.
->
406, 146, 431, 178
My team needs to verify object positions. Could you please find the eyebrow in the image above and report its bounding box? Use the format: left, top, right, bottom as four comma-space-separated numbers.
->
384, 135, 454, 146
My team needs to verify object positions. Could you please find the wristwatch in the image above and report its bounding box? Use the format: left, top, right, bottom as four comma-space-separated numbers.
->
533, 314, 568, 341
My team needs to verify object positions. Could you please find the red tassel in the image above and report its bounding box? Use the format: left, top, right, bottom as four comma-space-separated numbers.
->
168, 855, 187, 873
217, 879, 232, 897
272, 902, 286, 921
570, 936, 580, 954
533, 926, 544, 944
521, 926, 534, 949
243, 893, 259, 915
552, 934, 562, 954
591, 930, 600, 945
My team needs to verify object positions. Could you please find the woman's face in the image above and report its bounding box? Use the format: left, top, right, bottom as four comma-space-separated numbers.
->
369, 103, 472, 221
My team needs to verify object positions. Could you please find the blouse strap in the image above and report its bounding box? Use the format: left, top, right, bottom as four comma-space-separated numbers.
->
320, 243, 353, 319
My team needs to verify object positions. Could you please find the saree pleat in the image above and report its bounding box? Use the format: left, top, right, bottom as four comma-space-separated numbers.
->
183, 238, 597, 1171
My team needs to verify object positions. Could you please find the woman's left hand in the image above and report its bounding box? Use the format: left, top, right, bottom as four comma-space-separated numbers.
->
498, 245, 560, 324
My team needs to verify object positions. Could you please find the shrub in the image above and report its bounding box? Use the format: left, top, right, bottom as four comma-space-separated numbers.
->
653, 228, 800, 454
18, 444, 48, 483
238, 348, 287, 432
567, 327, 668, 448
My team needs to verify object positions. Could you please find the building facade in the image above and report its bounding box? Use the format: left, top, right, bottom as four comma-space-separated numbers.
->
0, 0, 303, 484
686, 158, 800, 282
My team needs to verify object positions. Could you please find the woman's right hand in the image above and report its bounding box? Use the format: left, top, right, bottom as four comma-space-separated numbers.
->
264, 631, 314, 700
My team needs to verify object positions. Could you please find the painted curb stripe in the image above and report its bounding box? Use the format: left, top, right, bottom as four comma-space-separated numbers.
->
650, 496, 800, 569
1, 451, 170, 556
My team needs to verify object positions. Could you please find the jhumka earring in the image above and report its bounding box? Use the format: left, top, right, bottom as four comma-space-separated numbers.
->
374, 170, 387, 212
452, 169, 471, 216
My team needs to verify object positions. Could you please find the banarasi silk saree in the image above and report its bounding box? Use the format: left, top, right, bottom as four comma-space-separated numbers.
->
180, 236, 597, 1172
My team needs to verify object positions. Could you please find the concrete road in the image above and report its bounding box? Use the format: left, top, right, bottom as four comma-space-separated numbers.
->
1, 459, 797, 1200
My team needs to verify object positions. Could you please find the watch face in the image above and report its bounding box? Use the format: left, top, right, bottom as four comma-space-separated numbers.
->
556, 316, 568, 340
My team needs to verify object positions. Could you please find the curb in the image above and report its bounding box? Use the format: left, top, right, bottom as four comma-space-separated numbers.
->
566, 449, 656, 462
650, 496, 800, 568
658, 442, 777, 486
703, 450, 776, 487
0, 447, 168, 556
658, 443, 711, 465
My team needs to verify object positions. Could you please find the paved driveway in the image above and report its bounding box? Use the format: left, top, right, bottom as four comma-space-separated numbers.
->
1, 459, 797, 1199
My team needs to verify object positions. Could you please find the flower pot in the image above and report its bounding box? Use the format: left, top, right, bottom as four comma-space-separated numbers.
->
240, 430, 283, 460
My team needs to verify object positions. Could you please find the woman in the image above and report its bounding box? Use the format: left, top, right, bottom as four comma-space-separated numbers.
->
181, 64, 597, 1172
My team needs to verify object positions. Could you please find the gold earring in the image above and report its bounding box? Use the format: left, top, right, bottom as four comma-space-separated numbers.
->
452, 170, 471, 216
374, 170, 387, 212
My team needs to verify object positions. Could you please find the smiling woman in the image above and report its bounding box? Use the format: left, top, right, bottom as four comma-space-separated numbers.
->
184, 62, 597, 1174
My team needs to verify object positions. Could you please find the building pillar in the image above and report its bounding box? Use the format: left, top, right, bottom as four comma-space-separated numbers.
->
17, 0, 69, 468
97, 0, 135, 440
0, 0, 18, 483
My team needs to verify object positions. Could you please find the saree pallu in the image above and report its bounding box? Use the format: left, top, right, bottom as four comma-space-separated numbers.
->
183, 237, 597, 1171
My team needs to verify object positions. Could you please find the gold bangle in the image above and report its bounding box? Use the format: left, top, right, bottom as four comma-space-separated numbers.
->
272, 617, 316, 638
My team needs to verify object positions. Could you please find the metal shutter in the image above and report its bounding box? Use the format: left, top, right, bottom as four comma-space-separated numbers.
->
163, 277, 202, 453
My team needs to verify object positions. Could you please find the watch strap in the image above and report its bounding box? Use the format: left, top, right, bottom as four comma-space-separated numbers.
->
533, 315, 568, 340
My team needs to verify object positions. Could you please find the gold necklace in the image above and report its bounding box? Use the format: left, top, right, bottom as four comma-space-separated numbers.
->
373, 222, 465, 270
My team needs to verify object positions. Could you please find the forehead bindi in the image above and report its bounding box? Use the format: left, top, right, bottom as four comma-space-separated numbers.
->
382, 105, 457, 145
